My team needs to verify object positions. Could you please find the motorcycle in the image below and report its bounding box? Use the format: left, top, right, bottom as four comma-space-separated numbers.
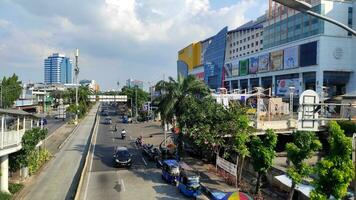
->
135, 136, 144, 147
121, 129, 126, 140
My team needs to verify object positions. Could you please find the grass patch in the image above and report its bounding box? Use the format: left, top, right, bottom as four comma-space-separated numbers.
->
9, 183, 23, 194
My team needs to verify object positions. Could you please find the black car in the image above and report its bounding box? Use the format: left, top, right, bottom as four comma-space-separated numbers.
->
113, 147, 132, 167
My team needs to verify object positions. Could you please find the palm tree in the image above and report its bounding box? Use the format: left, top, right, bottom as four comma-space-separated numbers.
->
155, 75, 209, 155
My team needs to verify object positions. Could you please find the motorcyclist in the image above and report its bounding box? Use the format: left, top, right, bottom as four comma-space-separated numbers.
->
121, 129, 126, 139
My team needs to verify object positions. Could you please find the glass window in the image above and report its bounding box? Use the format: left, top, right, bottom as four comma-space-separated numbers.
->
251, 43, 254, 47
256, 41, 259, 45
252, 35, 255, 39
244, 38, 246, 42
243, 46, 246, 50
248, 36, 250, 40
256, 33, 259, 37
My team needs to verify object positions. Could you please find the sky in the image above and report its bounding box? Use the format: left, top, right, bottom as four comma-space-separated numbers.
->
0, 0, 268, 90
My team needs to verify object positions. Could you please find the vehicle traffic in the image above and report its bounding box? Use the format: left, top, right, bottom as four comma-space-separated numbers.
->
103, 117, 112, 125
113, 147, 132, 168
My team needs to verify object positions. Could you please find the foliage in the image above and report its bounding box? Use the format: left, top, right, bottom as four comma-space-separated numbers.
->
65, 86, 92, 118
0, 74, 22, 108
9, 128, 47, 172
286, 131, 322, 200
28, 149, 52, 175
120, 86, 149, 115
250, 129, 277, 194
0, 192, 11, 200
337, 120, 356, 137
155, 75, 209, 156
9, 183, 24, 194
310, 121, 354, 200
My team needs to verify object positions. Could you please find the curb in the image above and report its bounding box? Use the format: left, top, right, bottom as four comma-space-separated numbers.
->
74, 107, 99, 200
57, 123, 80, 150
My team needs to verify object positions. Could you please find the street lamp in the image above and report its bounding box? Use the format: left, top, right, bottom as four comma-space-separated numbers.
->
273, 0, 356, 36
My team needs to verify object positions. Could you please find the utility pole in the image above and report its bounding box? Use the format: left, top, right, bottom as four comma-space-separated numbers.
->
0, 82, 2, 109
135, 86, 138, 118
74, 48, 79, 125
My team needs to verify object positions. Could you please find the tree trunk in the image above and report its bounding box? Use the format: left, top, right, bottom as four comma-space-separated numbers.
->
255, 172, 261, 194
236, 156, 245, 188
287, 182, 296, 200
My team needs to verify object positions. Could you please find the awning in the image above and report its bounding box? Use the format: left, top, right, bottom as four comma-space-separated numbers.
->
274, 175, 313, 197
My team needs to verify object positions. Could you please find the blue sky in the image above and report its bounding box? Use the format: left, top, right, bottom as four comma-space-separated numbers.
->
0, 0, 268, 90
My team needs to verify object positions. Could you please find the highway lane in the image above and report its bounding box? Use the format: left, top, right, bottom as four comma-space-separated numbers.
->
18, 104, 99, 200
81, 105, 189, 200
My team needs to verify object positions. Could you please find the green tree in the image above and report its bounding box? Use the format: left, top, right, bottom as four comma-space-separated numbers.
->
65, 86, 92, 118
155, 75, 209, 156
310, 121, 354, 200
229, 104, 254, 188
120, 86, 149, 116
250, 129, 277, 194
286, 131, 322, 200
0, 74, 22, 108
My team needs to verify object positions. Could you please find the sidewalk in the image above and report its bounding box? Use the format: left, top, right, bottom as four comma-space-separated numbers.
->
183, 156, 237, 199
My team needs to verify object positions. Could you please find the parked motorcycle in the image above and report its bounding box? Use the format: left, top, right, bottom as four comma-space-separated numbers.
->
135, 136, 144, 147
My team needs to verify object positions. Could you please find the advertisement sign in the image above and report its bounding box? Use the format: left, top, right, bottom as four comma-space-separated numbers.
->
249, 57, 259, 74
276, 78, 301, 96
190, 66, 205, 81
231, 61, 239, 77
239, 59, 249, 76
284, 46, 299, 69
216, 156, 237, 176
258, 54, 269, 72
224, 63, 232, 78
270, 50, 283, 71
300, 41, 317, 67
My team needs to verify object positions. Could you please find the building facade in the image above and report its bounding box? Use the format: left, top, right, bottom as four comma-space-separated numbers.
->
79, 79, 100, 93
178, 0, 355, 98
224, 0, 355, 98
44, 53, 73, 84
126, 78, 144, 90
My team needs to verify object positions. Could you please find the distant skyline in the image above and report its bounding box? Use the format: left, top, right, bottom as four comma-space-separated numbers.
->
0, 0, 268, 90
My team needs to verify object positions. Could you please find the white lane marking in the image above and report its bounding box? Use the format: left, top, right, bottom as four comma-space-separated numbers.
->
142, 157, 147, 166
120, 179, 126, 192
83, 116, 99, 200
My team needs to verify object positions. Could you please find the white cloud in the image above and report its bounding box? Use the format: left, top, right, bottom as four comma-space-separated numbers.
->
0, 0, 268, 89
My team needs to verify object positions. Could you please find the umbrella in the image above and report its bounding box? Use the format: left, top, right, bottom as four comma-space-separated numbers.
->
222, 191, 253, 200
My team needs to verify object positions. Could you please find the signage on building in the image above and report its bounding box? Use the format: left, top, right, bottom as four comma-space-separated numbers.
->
276, 78, 301, 96
271, 50, 283, 71
300, 41, 317, 67
258, 54, 270, 72
216, 155, 237, 177
284, 46, 299, 69
249, 57, 259, 74
239, 59, 249, 76
231, 61, 239, 77
190, 66, 205, 81
224, 63, 232, 78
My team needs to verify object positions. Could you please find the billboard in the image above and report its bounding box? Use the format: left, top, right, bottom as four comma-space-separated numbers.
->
258, 54, 269, 72
300, 41, 317, 67
224, 63, 232, 78
239, 59, 249, 76
249, 57, 259, 74
276, 78, 301, 96
231, 61, 239, 77
284, 46, 299, 69
270, 50, 283, 71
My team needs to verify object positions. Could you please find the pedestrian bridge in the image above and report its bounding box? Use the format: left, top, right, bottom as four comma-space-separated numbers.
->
89, 95, 127, 102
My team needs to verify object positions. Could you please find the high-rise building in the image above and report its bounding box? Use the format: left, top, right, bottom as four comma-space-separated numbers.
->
126, 78, 144, 90
44, 53, 73, 84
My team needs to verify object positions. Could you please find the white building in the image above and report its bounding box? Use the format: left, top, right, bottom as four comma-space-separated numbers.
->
224, 0, 355, 98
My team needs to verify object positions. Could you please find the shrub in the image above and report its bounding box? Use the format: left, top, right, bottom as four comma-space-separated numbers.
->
0, 192, 11, 200
9, 183, 23, 194
28, 149, 52, 175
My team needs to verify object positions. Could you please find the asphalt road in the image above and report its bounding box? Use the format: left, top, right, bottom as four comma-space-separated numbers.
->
46, 119, 67, 135
80, 105, 190, 200
17, 104, 99, 200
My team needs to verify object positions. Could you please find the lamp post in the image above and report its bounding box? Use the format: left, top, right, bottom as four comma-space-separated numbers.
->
273, 0, 356, 36
74, 48, 79, 125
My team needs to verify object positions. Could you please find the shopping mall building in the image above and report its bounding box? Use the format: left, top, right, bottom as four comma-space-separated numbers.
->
177, 0, 356, 98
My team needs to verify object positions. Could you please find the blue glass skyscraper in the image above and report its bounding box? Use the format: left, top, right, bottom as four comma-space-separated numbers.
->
44, 53, 73, 84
